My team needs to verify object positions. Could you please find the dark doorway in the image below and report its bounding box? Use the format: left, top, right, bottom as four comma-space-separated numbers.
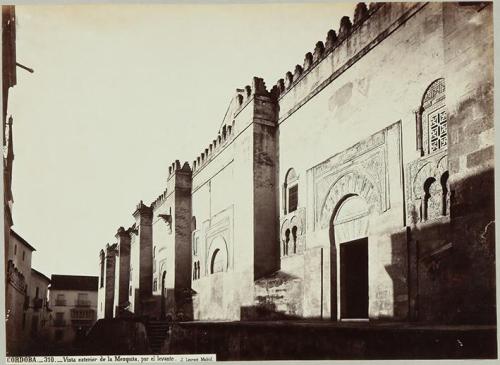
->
340, 237, 368, 319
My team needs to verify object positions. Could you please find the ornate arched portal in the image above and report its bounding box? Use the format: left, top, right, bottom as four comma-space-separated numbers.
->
325, 172, 380, 320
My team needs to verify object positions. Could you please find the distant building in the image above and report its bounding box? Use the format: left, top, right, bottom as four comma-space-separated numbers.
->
48, 275, 98, 347
6, 230, 49, 355
25, 269, 51, 347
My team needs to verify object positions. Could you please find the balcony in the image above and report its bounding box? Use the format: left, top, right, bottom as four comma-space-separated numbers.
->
70, 308, 95, 321
33, 298, 43, 311
55, 299, 66, 306
54, 319, 66, 327
75, 299, 91, 307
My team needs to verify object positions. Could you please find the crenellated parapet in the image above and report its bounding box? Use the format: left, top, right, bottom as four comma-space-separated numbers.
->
192, 119, 236, 173
133, 200, 153, 220
105, 242, 118, 257
234, 76, 271, 111
193, 76, 276, 175
271, 2, 383, 100
151, 187, 168, 211
167, 160, 191, 178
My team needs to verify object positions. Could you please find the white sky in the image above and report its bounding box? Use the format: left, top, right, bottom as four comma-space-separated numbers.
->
9, 3, 355, 277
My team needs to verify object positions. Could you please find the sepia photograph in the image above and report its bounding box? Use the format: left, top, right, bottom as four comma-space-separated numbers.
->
2, 1, 497, 362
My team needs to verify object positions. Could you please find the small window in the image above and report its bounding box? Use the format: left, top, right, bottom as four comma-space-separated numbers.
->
288, 185, 298, 213
35, 287, 39, 299
22, 251, 25, 261
192, 235, 199, 256
284, 168, 299, 214
14, 244, 16, 255
129, 286, 132, 296
416, 78, 447, 156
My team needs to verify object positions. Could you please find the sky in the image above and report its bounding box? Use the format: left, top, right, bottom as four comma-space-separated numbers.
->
9, 2, 355, 277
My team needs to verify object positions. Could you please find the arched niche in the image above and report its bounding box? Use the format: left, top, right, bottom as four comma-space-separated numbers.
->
207, 236, 228, 274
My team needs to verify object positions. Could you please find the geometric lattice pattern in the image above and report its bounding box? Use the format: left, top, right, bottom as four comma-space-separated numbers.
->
429, 108, 447, 153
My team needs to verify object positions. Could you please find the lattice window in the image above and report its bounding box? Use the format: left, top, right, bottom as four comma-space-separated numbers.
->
429, 108, 447, 153
417, 78, 447, 156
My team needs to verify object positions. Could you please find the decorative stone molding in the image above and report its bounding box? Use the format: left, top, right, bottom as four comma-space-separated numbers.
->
312, 123, 398, 229
280, 207, 306, 256
325, 30, 338, 51
354, 2, 369, 24
312, 41, 325, 62
406, 150, 449, 225
338, 16, 352, 38
319, 171, 380, 229
303, 52, 313, 70
293, 65, 303, 80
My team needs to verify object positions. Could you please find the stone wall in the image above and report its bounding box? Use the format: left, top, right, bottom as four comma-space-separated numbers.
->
96, 2, 494, 327
104, 244, 117, 319
442, 2, 494, 324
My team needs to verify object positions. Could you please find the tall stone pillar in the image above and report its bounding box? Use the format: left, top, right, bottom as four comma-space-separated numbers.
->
133, 201, 153, 307
166, 160, 192, 291
115, 227, 131, 312
104, 243, 118, 319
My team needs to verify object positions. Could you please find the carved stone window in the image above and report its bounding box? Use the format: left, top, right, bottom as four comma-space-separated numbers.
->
416, 78, 447, 156
284, 168, 299, 214
429, 108, 447, 152
291, 226, 298, 254
192, 261, 200, 280
192, 234, 199, 256
422, 173, 447, 222
441, 171, 450, 216
283, 229, 291, 256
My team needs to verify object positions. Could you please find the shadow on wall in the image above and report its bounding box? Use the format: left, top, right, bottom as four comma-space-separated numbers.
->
395, 167, 496, 325
154, 288, 194, 322
166, 320, 497, 360
241, 270, 303, 321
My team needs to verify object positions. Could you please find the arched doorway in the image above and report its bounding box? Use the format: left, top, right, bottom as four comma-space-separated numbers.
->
331, 195, 370, 320
160, 270, 166, 319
